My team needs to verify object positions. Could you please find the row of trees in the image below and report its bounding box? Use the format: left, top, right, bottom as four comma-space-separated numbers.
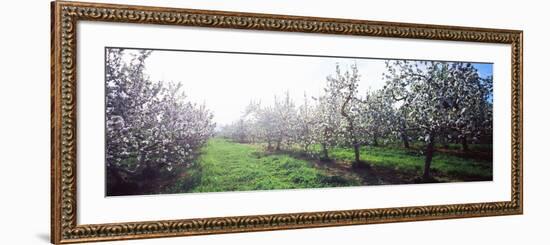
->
220, 61, 493, 180
106, 49, 215, 195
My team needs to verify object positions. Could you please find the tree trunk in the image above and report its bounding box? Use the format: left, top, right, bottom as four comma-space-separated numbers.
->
373, 136, 378, 146
321, 143, 329, 160
276, 139, 281, 151
239, 133, 245, 143
461, 137, 469, 152
340, 92, 362, 168
402, 132, 410, 149
352, 143, 361, 168
423, 134, 435, 180
400, 122, 410, 149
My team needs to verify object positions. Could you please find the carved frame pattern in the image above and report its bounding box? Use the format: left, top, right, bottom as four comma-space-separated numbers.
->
51, 1, 523, 243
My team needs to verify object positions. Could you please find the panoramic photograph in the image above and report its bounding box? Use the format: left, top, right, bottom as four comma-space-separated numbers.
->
105, 47, 494, 196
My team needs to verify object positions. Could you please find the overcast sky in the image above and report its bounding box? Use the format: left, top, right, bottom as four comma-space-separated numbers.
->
120, 48, 492, 126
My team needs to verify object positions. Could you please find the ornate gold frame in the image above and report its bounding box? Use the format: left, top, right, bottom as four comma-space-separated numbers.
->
51, 1, 523, 243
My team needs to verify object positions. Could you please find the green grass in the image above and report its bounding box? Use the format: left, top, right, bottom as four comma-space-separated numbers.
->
167, 138, 358, 193
329, 145, 492, 179
165, 138, 492, 194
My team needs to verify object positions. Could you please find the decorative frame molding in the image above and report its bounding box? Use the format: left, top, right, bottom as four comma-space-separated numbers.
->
51, 1, 523, 243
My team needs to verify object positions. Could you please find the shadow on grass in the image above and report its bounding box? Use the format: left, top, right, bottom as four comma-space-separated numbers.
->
260, 146, 491, 186
260, 149, 415, 185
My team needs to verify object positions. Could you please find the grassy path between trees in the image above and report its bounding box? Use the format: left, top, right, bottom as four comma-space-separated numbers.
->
165, 138, 492, 194
166, 138, 359, 193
